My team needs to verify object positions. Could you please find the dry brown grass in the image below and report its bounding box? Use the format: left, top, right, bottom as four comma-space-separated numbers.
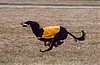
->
0, 0, 100, 6
0, 8, 100, 65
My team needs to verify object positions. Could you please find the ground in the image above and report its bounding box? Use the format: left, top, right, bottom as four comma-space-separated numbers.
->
0, 0, 100, 6
0, 1, 100, 65
0, 8, 100, 65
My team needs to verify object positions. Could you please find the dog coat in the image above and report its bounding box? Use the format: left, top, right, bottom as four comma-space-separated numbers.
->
41, 26, 60, 39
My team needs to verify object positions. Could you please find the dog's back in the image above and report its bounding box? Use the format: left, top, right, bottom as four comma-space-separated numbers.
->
41, 26, 60, 39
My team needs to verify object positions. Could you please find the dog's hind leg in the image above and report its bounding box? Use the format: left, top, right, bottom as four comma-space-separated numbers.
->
54, 40, 64, 47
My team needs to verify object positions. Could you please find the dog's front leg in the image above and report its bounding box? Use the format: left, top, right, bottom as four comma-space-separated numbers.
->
44, 42, 47, 46
44, 42, 51, 46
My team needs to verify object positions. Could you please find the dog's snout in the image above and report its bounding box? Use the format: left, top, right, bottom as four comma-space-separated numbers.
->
21, 23, 24, 25
21, 23, 22, 25
20, 22, 28, 27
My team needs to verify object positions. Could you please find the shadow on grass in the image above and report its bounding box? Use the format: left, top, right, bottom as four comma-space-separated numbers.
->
91, 42, 100, 45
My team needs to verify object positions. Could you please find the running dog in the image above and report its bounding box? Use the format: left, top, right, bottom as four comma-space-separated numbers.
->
21, 21, 86, 52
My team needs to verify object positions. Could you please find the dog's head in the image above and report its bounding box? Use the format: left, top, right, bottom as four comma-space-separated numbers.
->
21, 21, 40, 28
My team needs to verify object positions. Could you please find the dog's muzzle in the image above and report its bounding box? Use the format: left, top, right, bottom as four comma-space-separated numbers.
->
21, 23, 28, 27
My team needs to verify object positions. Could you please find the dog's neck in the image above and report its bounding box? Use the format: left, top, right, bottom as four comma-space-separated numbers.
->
30, 25, 43, 37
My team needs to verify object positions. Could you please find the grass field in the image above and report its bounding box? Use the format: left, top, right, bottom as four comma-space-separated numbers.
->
0, 8, 100, 65
0, 0, 100, 6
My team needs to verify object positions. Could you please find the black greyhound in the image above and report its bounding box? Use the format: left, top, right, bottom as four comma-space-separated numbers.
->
21, 21, 86, 52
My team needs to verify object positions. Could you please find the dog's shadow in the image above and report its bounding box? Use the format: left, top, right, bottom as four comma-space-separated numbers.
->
90, 42, 100, 45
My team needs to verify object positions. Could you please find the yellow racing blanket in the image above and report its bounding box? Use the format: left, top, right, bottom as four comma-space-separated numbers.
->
41, 26, 60, 39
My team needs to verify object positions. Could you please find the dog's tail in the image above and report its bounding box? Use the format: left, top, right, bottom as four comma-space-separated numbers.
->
68, 30, 86, 42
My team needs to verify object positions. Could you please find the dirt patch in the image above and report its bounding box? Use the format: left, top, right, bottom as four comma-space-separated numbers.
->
0, 8, 100, 65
